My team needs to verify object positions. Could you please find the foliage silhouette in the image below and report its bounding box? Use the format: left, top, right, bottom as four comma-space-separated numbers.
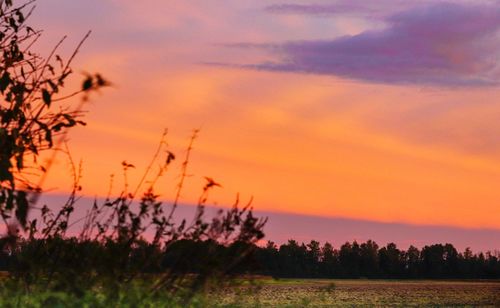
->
0, 1, 267, 305
0, 0, 108, 236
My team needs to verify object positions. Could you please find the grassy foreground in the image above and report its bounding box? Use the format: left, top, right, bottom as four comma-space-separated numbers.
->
1, 277, 499, 307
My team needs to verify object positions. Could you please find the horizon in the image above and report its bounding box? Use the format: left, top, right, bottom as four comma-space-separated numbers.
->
37, 194, 500, 253
26, 0, 500, 249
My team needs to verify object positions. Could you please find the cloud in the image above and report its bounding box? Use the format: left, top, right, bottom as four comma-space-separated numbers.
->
265, 0, 414, 18
264, 1, 498, 18
236, 2, 500, 86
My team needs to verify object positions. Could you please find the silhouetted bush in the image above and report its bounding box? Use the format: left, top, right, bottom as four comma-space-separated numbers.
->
0, 1, 266, 305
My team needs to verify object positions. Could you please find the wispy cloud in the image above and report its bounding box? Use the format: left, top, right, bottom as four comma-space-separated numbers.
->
234, 2, 500, 86
265, 0, 414, 18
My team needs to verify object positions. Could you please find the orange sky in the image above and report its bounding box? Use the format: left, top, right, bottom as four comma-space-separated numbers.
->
30, 1, 500, 230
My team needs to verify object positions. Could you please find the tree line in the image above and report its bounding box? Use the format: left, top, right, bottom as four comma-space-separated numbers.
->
3, 238, 498, 279
252, 240, 500, 279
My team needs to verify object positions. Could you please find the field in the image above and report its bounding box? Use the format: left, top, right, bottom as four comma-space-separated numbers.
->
212, 279, 500, 307
1, 276, 499, 306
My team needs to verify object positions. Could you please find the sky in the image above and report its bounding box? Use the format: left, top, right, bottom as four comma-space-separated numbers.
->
28, 0, 500, 249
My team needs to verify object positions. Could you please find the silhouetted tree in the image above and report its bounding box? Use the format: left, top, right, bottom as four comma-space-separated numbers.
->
360, 240, 379, 277
379, 243, 403, 278
306, 240, 321, 277
403, 245, 420, 278
339, 241, 361, 277
422, 244, 448, 278
276, 240, 308, 277
320, 241, 337, 277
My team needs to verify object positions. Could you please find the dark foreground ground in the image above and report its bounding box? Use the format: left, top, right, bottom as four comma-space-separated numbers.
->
212, 279, 500, 307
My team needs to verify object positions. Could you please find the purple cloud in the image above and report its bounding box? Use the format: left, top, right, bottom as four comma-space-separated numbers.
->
242, 2, 500, 86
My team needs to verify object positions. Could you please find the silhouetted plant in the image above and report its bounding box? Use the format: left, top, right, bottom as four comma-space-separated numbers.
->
0, 1, 267, 305
0, 0, 108, 239
3, 130, 266, 304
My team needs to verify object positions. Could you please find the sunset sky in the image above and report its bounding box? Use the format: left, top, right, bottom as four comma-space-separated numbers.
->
31, 1, 500, 249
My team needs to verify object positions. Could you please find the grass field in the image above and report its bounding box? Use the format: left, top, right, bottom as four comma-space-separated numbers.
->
212, 279, 500, 307
1, 276, 499, 306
